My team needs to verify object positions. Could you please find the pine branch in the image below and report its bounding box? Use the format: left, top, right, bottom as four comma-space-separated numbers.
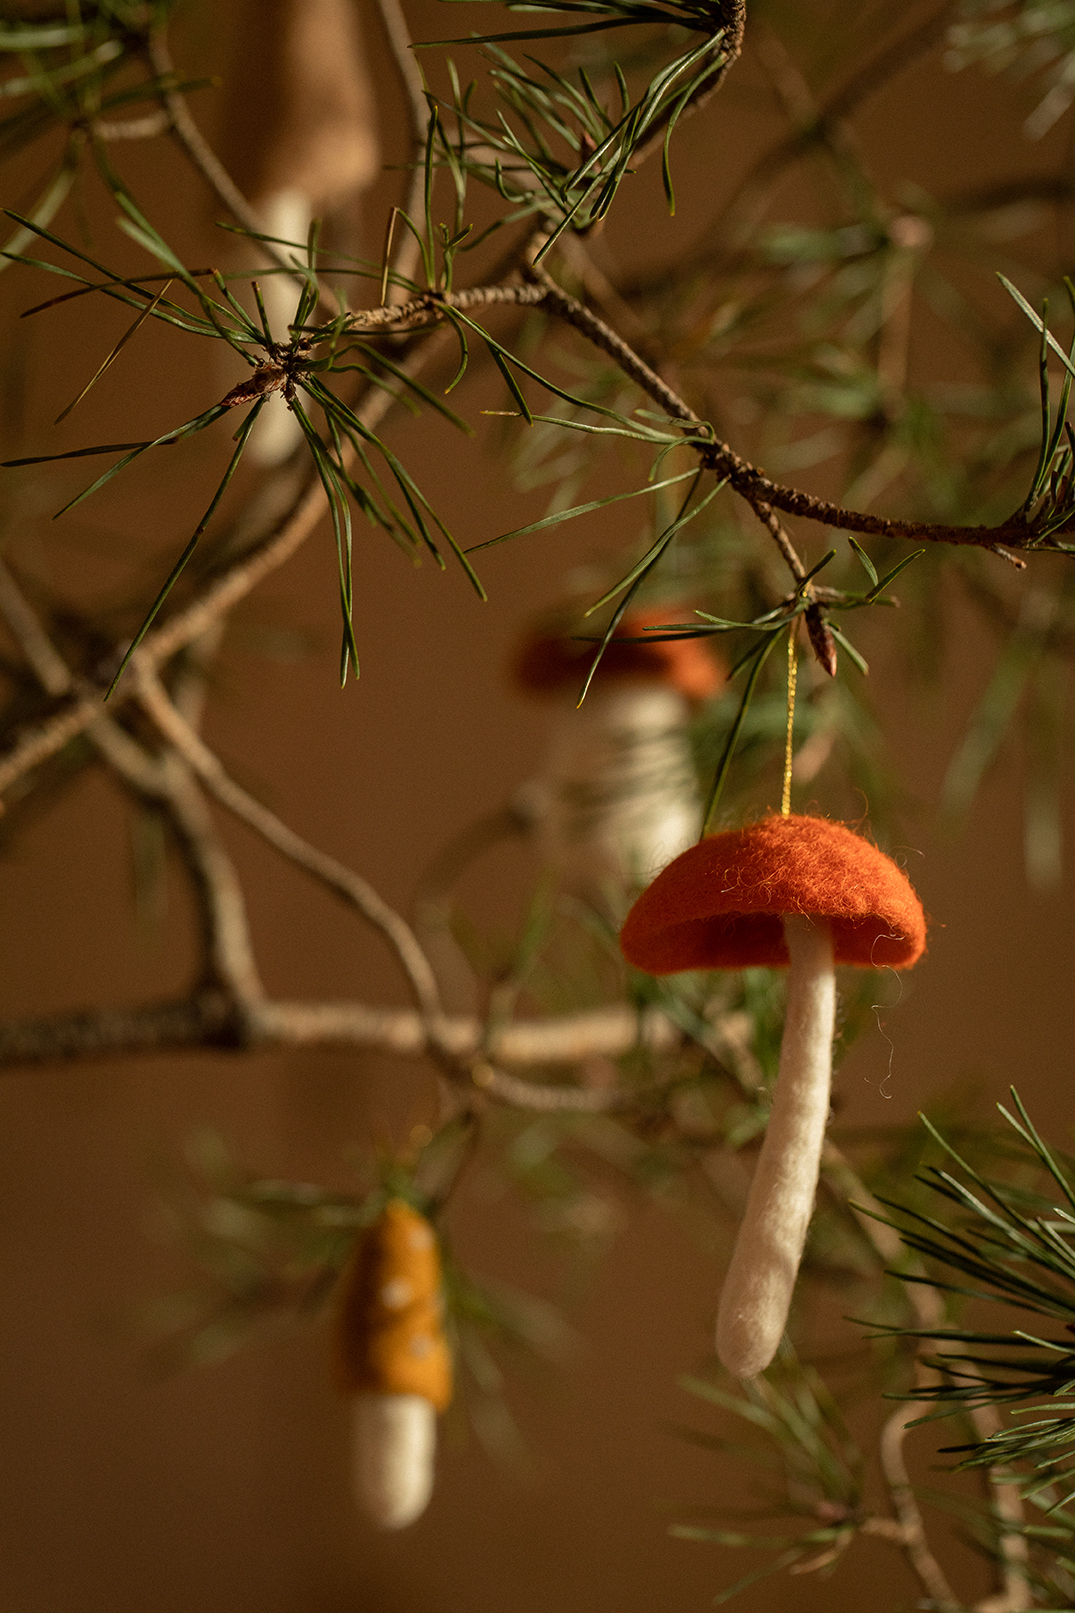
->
324, 271, 1048, 561
0, 994, 677, 1086
823, 1143, 1030, 1612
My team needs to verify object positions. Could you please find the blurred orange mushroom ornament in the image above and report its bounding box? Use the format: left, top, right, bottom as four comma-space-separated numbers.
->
511, 607, 723, 888
334, 1200, 452, 1528
620, 814, 926, 1377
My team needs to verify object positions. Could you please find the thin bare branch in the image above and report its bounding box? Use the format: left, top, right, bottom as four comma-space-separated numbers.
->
374, 0, 431, 298
158, 756, 266, 1010
0, 561, 263, 1009
0, 993, 236, 1063
750, 499, 808, 582
0, 559, 72, 697
878, 1401, 961, 1612
169, 621, 225, 733
825, 1145, 960, 1611
376, 0, 427, 137
553, 234, 665, 370
92, 110, 170, 141
528, 270, 1037, 557
465, 1057, 635, 1112
135, 668, 443, 1020
0, 693, 104, 801
346, 278, 546, 331
823, 1143, 1027, 1611
0, 996, 678, 1070
144, 29, 296, 278
972, 1401, 1032, 1613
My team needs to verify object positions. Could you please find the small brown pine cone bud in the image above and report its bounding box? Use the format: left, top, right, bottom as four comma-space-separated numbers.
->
804, 602, 838, 678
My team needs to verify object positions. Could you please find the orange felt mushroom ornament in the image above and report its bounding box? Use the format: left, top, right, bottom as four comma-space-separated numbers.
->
512, 608, 723, 887
620, 814, 926, 1377
334, 1200, 452, 1528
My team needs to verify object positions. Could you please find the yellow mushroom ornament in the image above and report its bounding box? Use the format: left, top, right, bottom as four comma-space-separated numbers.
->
334, 1200, 452, 1529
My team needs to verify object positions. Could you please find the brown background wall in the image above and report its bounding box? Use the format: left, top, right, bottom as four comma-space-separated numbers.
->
0, 5, 1072, 1611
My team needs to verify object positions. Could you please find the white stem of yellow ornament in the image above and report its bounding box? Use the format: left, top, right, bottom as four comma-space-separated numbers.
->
716, 912, 836, 1377
351, 1391, 437, 1530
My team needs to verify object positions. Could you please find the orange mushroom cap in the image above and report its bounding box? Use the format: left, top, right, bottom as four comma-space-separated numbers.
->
620, 814, 926, 974
334, 1200, 452, 1412
512, 608, 723, 703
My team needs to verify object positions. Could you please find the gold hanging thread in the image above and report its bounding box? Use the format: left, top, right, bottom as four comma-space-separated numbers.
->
781, 619, 798, 817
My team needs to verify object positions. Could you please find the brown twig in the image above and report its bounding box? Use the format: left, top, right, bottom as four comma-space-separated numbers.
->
971, 1400, 1032, 1613
376, 0, 427, 140
92, 110, 170, 141
0, 567, 683, 1096
751, 497, 808, 583
374, 0, 435, 301
135, 667, 444, 1020
0, 246, 1047, 819
878, 1401, 962, 1612
168, 621, 225, 733
0, 995, 677, 1076
526, 271, 1037, 558
158, 755, 267, 1012
552, 234, 666, 370
0, 560, 264, 1013
823, 1143, 1028, 1612
0, 229, 1051, 825
144, 29, 298, 280
346, 278, 547, 331
465, 1057, 637, 1112
821, 1144, 960, 1607
0, 692, 106, 801
147, 31, 267, 234
748, 499, 839, 676
0, 993, 237, 1062
0, 560, 72, 698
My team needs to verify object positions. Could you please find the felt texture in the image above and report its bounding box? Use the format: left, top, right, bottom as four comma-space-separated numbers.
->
512, 608, 722, 702
334, 1200, 452, 1410
620, 814, 927, 973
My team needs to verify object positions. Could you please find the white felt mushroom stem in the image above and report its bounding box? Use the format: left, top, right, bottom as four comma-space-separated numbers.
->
532, 683, 700, 887
716, 912, 836, 1378
350, 1392, 437, 1529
